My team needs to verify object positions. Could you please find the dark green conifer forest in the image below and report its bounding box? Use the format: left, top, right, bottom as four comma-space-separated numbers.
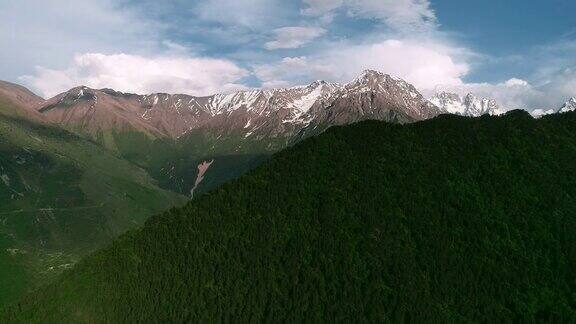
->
2, 110, 576, 322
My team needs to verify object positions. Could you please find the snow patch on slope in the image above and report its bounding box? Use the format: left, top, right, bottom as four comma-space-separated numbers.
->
531, 108, 556, 118
292, 87, 321, 114
190, 160, 214, 199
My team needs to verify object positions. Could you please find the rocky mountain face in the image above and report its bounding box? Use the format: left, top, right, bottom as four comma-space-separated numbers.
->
2, 70, 447, 196
429, 92, 501, 117
0, 81, 45, 121
297, 71, 443, 138
0, 81, 44, 109
0, 70, 448, 197
38, 87, 166, 140
36, 70, 444, 145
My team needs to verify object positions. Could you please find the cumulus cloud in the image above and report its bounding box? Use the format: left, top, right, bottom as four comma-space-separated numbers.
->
265, 27, 327, 50
466, 40, 576, 110
436, 73, 576, 111
256, 39, 469, 92
326, 40, 469, 90
5, 0, 575, 113
261, 0, 470, 96
504, 78, 529, 87
434, 44, 576, 111
261, 14, 576, 112
21, 53, 249, 98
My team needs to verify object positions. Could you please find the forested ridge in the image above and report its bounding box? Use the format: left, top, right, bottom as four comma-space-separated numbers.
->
2, 110, 576, 322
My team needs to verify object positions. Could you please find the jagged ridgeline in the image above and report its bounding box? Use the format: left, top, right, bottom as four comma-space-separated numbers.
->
2, 110, 576, 322
32, 70, 444, 197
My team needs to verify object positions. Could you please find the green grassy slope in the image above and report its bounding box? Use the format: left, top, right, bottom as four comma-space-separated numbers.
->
109, 129, 284, 196
3, 110, 576, 322
0, 104, 186, 307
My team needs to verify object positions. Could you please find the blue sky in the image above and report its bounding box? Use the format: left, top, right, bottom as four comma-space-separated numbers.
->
434, 0, 576, 82
1, 0, 575, 110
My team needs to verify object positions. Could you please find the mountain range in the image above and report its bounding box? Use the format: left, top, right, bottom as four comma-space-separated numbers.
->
4, 70, 576, 198
9, 70, 576, 139
34, 70, 442, 144
1, 69, 576, 310
429, 91, 576, 119
13, 70, 449, 198
429, 92, 502, 116
0, 69, 449, 308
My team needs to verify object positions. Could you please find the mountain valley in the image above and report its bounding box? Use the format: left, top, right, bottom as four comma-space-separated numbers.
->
2, 69, 576, 314
0, 88, 186, 306
3, 110, 576, 322
28, 70, 448, 196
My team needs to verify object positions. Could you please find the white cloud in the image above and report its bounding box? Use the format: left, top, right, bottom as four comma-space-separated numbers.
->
0, 0, 161, 82
536, 68, 576, 107
21, 53, 249, 98
302, 0, 436, 32
265, 27, 327, 50
427, 38, 576, 111
327, 40, 468, 90
255, 56, 333, 88
4, 0, 574, 114
471, 40, 576, 110
256, 32, 576, 112
256, 39, 469, 92
504, 78, 529, 87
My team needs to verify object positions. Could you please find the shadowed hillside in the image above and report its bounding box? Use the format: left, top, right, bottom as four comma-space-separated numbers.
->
2, 110, 576, 322
0, 106, 186, 307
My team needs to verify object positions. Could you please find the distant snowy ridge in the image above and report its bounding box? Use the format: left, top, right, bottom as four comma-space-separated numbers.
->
429, 92, 502, 117
559, 97, 576, 113
531, 97, 576, 118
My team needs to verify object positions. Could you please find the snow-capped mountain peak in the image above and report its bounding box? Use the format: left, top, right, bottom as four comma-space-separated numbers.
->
290, 81, 337, 115
345, 70, 424, 101
354, 69, 387, 82
559, 97, 576, 113
350, 70, 402, 88
531, 108, 556, 118
463, 93, 500, 116
429, 92, 500, 117
36, 70, 445, 140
